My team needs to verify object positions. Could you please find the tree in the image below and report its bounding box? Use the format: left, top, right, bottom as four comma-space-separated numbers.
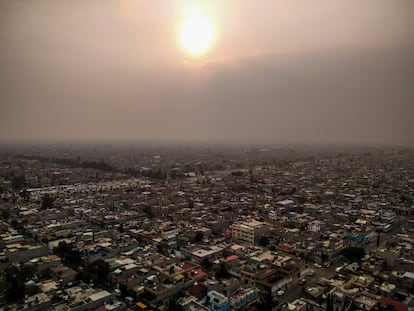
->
54, 241, 71, 257
54, 241, 81, 267
10, 219, 26, 235
400, 193, 413, 205
255, 290, 273, 311
10, 219, 19, 229
77, 269, 92, 284
66, 249, 82, 267
88, 259, 110, 283
166, 295, 184, 311
215, 263, 229, 279
4, 264, 36, 302
193, 231, 204, 243
19, 189, 30, 201
1, 208, 10, 220
41, 194, 55, 210
340, 247, 365, 262
200, 258, 212, 270
143, 205, 154, 219
258, 236, 270, 247
11, 175, 26, 191
326, 293, 334, 311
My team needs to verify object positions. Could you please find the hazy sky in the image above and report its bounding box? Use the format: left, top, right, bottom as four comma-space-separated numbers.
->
1, 0, 413, 144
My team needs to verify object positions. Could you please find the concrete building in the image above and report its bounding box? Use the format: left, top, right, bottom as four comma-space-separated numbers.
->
229, 287, 258, 310
231, 220, 270, 245
6, 244, 49, 263
206, 291, 230, 311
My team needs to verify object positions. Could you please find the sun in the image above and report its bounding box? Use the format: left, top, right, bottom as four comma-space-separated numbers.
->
180, 15, 214, 56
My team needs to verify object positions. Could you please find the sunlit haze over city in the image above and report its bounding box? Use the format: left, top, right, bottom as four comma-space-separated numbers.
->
0, 1, 413, 310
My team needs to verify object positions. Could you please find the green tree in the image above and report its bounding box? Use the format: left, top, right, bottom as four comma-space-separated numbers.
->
340, 247, 365, 262
77, 270, 92, 284
255, 290, 273, 311
400, 194, 413, 205
321, 253, 329, 262
4, 264, 36, 302
53, 241, 81, 267
41, 194, 55, 210
54, 241, 71, 257
258, 236, 270, 247
1, 208, 10, 220
10, 219, 26, 235
166, 295, 184, 311
200, 257, 212, 270
19, 189, 30, 201
193, 231, 204, 243
11, 175, 26, 191
88, 259, 110, 283
143, 205, 154, 219
326, 293, 334, 311
215, 263, 229, 280
10, 219, 19, 229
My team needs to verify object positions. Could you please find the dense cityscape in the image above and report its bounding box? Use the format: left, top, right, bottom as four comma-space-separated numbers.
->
0, 143, 413, 311
1, 0, 413, 310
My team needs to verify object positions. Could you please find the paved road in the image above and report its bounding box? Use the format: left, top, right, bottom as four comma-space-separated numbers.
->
277, 282, 303, 305
277, 263, 336, 303
365, 216, 408, 254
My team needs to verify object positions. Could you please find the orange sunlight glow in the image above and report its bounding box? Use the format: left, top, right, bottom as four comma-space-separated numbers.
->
180, 14, 214, 56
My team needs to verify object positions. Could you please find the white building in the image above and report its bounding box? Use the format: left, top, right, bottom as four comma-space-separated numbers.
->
308, 220, 322, 232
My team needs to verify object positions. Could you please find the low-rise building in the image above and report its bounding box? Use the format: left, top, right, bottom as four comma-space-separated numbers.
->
206, 290, 230, 311
231, 220, 270, 245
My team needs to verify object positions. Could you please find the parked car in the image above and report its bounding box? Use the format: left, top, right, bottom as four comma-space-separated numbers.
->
114, 289, 121, 297
125, 296, 134, 305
